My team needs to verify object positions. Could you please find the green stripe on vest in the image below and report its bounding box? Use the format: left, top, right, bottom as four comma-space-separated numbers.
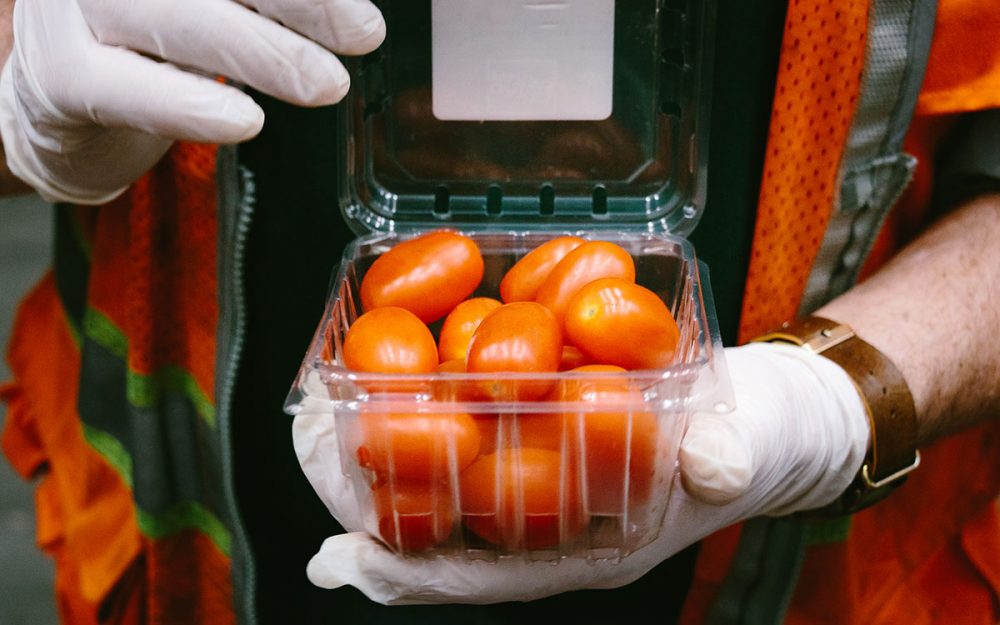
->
84, 423, 232, 556
83, 306, 216, 427
82, 423, 134, 489
137, 500, 233, 557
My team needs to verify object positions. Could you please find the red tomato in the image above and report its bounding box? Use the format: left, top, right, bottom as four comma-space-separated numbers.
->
499, 236, 586, 303
342, 307, 438, 375
466, 302, 563, 401
564, 277, 680, 370
459, 448, 589, 550
535, 241, 636, 326
357, 409, 482, 482
361, 230, 485, 323
373, 480, 454, 552
438, 297, 502, 363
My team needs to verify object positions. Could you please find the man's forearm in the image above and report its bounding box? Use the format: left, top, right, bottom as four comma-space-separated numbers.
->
817, 193, 1000, 445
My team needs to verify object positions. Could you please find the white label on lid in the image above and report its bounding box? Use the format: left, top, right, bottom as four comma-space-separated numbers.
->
431, 0, 615, 121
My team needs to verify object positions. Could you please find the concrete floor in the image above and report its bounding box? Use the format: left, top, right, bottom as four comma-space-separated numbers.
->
0, 194, 58, 625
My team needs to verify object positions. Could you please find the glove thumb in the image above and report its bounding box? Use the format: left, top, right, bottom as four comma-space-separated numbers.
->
678, 413, 753, 505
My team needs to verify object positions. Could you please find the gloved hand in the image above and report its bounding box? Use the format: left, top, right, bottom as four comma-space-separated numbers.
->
292, 341, 870, 605
0, 0, 384, 204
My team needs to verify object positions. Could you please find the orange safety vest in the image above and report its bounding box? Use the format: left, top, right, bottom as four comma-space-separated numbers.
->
3, 1, 999, 624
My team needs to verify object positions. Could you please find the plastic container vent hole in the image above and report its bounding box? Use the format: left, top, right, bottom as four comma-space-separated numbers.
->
487, 185, 502, 216
592, 186, 608, 216
539, 184, 555, 216
434, 185, 450, 215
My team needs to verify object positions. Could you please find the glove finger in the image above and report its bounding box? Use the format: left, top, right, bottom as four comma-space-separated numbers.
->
237, 0, 385, 56
678, 413, 753, 505
80, 0, 351, 107
75, 46, 264, 144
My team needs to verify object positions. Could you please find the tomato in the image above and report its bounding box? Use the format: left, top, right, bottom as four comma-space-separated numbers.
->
360, 230, 485, 323
466, 302, 563, 401
357, 408, 482, 482
535, 241, 636, 325
558, 344, 592, 371
459, 448, 589, 550
561, 365, 659, 514
373, 480, 454, 552
515, 366, 660, 514
564, 277, 680, 370
472, 414, 500, 456
342, 307, 438, 377
437, 297, 502, 363
499, 236, 586, 303
436, 358, 467, 373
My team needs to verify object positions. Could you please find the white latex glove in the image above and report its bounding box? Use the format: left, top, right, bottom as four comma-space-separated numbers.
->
0, 0, 385, 204
292, 342, 870, 605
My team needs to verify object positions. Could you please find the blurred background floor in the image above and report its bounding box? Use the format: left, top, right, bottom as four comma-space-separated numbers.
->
0, 194, 58, 625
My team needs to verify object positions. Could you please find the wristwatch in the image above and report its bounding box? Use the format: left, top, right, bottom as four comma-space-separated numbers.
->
753, 316, 921, 517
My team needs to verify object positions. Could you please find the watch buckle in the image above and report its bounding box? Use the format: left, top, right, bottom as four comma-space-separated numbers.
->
861, 449, 922, 489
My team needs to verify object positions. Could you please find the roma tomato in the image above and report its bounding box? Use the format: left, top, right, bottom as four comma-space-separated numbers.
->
361, 230, 485, 323
564, 277, 680, 370
466, 302, 562, 401
342, 307, 438, 375
557, 365, 659, 514
436, 358, 467, 373
357, 409, 481, 481
499, 236, 585, 303
558, 345, 593, 371
535, 241, 636, 325
373, 480, 454, 552
459, 448, 589, 550
438, 297, 502, 363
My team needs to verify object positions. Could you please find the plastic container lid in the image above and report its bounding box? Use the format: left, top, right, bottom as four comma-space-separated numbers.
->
339, 0, 715, 235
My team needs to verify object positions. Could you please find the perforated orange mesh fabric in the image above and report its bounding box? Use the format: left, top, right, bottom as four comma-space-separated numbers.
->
917, 0, 1000, 115
84, 143, 218, 401
680, 2, 871, 622
736, 0, 870, 344
125, 144, 217, 393
146, 532, 235, 625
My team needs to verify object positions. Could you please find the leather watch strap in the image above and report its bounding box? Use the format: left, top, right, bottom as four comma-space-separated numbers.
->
753, 316, 921, 516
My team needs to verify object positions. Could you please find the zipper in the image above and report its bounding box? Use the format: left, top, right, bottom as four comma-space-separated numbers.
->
216, 145, 258, 625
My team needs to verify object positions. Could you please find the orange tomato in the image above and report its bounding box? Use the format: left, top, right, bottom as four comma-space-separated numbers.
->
360, 230, 485, 323
535, 241, 636, 325
357, 409, 481, 482
373, 480, 454, 552
472, 414, 500, 456
515, 366, 659, 514
466, 302, 563, 401
560, 365, 659, 514
438, 297, 502, 363
499, 236, 586, 303
558, 345, 593, 371
436, 358, 467, 373
342, 307, 438, 375
459, 448, 589, 550
564, 277, 680, 370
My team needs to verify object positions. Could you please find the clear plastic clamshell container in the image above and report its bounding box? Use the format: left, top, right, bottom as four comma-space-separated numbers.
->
284, 230, 733, 560
285, 0, 726, 561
